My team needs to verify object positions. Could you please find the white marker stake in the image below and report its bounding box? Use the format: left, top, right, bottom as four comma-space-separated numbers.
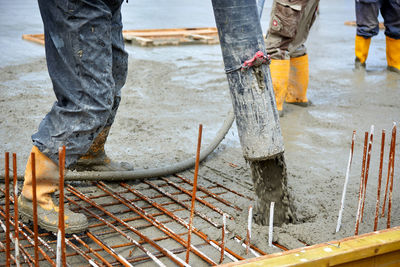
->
268, 202, 275, 247
56, 230, 62, 267
336, 131, 356, 232
246, 205, 253, 254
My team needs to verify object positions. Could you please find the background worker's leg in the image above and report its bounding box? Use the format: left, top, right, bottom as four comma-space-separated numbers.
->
269, 59, 290, 113
286, 0, 319, 105
381, 0, 400, 72
354, 0, 380, 67
266, 0, 315, 112
286, 54, 309, 104
32, 0, 120, 168
74, 3, 133, 171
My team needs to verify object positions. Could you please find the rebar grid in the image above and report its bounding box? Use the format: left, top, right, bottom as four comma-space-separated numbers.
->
0, 158, 282, 266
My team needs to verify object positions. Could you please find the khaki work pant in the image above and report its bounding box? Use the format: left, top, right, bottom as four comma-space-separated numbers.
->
266, 0, 320, 60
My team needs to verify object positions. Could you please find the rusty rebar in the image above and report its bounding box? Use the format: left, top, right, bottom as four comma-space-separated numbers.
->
374, 130, 385, 231
360, 126, 374, 223
220, 213, 226, 264
66, 185, 168, 267
161, 177, 230, 220
145, 180, 220, 228
4, 152, 11, 267
86, 231, 132, 267
0, 207, 56, 267
95, 181, 190, 267
175, 174, 242, 212
186, 123, 202, 264
355, 131, 368, 235
56, 146, 66, 267
13, 153, 20, 267
121, 182, 231, 264
387, 123, 396, 229
382, 124, 395, 217
30, 151, 39, 266
72, 234, 113, 267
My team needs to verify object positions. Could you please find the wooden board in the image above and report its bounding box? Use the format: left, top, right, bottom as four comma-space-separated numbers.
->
22, 27, 220, 47
344, 21, 385, 30
219, 226, 400, 266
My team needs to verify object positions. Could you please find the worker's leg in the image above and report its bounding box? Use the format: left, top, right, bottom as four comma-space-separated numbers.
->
381, 0, 400, 72
354, 0, 380, 68
286, 0, 319, 106
266, 0, 310, 113
20, 0, 122, 233
74, 4, 134, 171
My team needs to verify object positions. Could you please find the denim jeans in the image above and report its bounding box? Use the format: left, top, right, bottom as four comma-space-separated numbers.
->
33, 0, 128, 167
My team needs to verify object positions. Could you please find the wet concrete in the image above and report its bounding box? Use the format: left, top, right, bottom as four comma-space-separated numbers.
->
1, 0, 400, 264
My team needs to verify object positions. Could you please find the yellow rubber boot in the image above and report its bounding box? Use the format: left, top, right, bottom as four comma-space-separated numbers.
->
386, 36, 400, 73
20, 146, 88, 233
355, 35, 371, 68
286, 54, 309, 106
269, 59, 290, 114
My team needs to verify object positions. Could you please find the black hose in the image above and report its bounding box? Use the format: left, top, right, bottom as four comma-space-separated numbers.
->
5, 110, 234, 181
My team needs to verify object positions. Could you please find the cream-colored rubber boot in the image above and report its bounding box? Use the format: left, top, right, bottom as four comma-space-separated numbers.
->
20, 146, 88, 233
270, 59, 290, 115
286, 54, 310, 106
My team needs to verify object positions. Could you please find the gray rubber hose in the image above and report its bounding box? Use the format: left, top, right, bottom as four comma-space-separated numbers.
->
65, 110, 234, 181
2, 110, 234, 181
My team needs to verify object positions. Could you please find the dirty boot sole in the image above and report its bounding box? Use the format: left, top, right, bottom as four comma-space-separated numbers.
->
18, 197, 88, 234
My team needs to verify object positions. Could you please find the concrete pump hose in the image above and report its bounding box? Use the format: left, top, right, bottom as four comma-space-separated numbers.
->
2, 110, 234, 181
65, 110, 234, 181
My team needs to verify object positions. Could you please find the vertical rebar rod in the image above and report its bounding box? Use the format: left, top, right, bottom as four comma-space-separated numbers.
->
186, 124, 203, 264
360, 125, 374, 222
13, 153, 20, 267
0, 210, 56, 267
246, 205, 252, 254
387, 123, 396, 229
56, 146, 66, 267
355, 132, 368, 235
374, 130, 385, 231
220, 213, 226, 264
336, 130, 356, 233
382, 124, 395, 217
30, 152, 39, 266
4, 152, 11, 267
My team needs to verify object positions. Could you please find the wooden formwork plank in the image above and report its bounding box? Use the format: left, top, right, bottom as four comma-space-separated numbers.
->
22, 27, 219, 47
344, 21, 385, 30
219, 226, 400, 266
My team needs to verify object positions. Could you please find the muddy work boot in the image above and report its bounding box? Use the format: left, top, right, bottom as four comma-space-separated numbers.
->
18, 194, 88, 234
20, 146, 88, 234
73, 127, 134, 171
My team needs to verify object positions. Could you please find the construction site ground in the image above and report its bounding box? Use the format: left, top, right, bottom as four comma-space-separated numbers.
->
1, 0, 400, 266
